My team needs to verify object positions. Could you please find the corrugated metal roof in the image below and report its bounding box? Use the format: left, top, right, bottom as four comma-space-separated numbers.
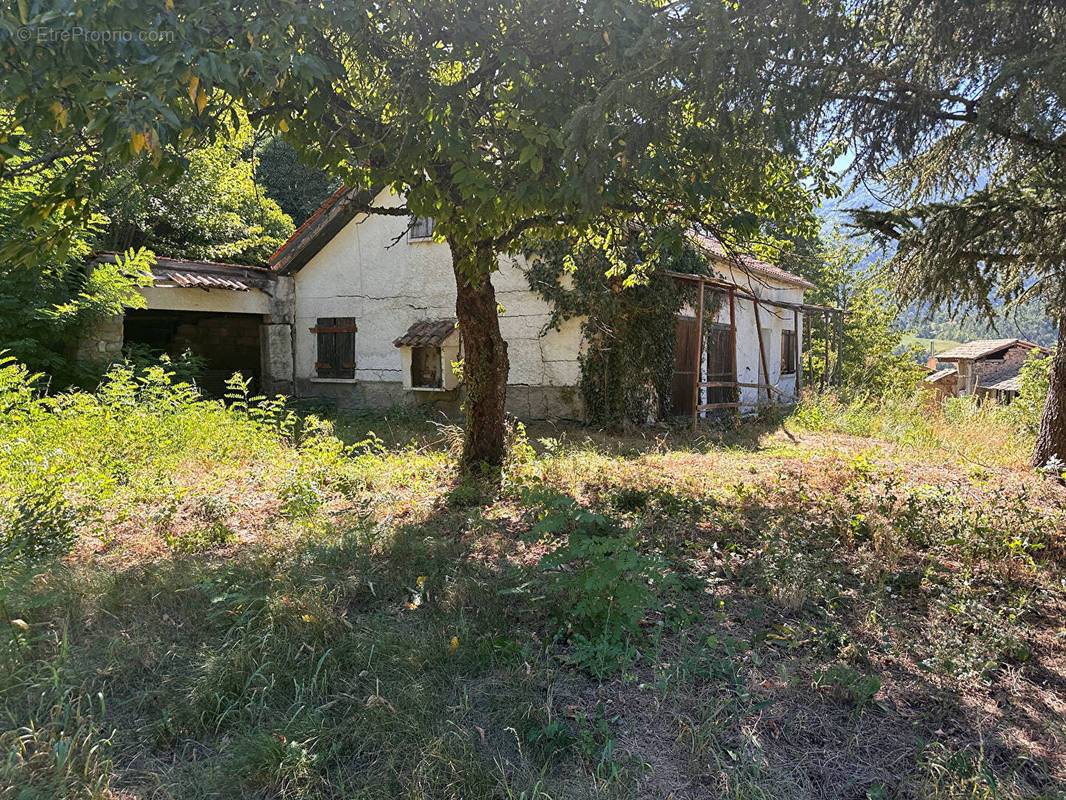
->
393, 319, 458, 348
934, 338, 1042, 361
691, 234, 817, 291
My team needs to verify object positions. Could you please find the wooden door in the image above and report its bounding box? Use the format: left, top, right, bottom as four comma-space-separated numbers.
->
671, 317, 698, 416
706, 324, 735, 406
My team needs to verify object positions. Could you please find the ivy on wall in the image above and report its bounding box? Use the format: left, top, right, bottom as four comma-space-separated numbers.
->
524, 228, 720, 427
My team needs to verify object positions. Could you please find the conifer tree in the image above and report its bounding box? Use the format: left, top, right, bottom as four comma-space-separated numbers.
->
780, 0, 1066, 466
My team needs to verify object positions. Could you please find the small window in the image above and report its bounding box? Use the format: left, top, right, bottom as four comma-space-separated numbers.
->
408, 216, 435, 242
311, 317, 356, 379
411, 346, 442, 388
781, 329, 797, 375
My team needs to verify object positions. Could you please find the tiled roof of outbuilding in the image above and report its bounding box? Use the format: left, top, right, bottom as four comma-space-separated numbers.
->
934, 338, 1047, 361
91, 251, 273, 291
925, 367, 958, 384
393, 319, 458, 348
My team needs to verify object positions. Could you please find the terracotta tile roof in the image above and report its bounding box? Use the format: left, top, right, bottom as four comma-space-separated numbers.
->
268, 186, 378, 274
925, 367, 958, 384
393, 319, 458, 348
91, 252, 273, 291
691, 234, 816, 291
160, 271, 251, 290
934, 338, 1047, 361
268, 185, 351, 262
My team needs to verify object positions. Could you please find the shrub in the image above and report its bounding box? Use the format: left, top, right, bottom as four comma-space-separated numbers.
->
999, 348, 1053, 436
0, 484, 79, 563
523, 487, 673, 676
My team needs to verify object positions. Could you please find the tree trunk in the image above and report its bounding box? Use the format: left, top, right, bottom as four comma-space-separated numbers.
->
449, 239, 509, 472
1032, 310, 1066, 469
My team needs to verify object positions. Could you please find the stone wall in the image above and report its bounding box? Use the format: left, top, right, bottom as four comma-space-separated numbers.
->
73, 314, 124, 364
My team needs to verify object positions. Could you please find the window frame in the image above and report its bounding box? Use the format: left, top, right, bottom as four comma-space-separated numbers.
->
410, 344, 444, 389
311, 317, 357, 380
780, 329, 797, 375
408, 216, 435, 242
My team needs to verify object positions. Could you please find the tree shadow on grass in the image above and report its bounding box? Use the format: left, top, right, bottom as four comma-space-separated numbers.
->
5, 479, 1063, 799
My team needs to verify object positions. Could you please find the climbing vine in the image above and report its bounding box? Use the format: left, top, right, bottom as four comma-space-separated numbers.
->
525, 228, 720, 427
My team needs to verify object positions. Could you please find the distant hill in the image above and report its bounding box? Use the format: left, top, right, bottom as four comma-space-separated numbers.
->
903, 301, 1057, 348
900, 334, 964, 359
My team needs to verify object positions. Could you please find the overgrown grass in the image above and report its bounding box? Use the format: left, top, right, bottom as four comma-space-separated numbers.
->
789, 389, 1035, 467
2, 359, 1065, 799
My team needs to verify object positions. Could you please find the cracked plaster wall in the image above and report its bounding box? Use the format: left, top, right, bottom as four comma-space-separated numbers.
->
291, 189, 583, 417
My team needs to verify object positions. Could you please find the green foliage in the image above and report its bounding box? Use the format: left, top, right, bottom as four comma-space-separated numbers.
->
121, 344, 206, 386
1001, 348, 1054, 436
810, 0, 1066, 463
786, 231, 925, 398
0, 374, 1062, 796
525, 228, 717, 426
0, 357, 304, 568
255, 137, 340, 226
99, 126, 294, 265
790, 390, 1030, 466
0, 154, 152, 384
906, 300, 1058, 348
443, 484, 485, 510
0, 483, 79, 564
523, 487, 671, 676
0, 0, 833, 467
812, 664, 881, 708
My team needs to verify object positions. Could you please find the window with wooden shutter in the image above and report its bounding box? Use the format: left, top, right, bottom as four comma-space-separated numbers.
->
408, 216, 435, 241
311, 317, 357, 379
781, 329, 797, 375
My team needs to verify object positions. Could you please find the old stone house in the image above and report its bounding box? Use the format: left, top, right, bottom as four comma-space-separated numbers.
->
81, 187, 826, 420
925, 338, 1050, 403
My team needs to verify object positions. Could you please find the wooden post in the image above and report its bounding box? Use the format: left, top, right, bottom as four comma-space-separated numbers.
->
729, 287, 739, 424
834, 310, 844, 386
821, 309, 830, 391
793, 307, 801, 399
805, 311, 813, 390
752, 298, 772, 404
691, 279, 704, 428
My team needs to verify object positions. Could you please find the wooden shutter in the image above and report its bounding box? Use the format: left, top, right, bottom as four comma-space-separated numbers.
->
312, 317, 357, 378
315, 317, 336, 377
670, 317, 698, 416
706, 324, 735, 405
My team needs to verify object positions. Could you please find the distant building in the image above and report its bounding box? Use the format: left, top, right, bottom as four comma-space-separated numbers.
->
925, 338, 1050, 404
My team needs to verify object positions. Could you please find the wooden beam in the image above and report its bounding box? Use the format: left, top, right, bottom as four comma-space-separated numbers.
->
821, 309, 829, 391
664, 271, 842, 314
834, 310, 844, 386
793, 307, 802, 397
729, 287, 739, 425
691, 279, 705, 428
805, 311, 813, 389
752, 298, 772, 403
